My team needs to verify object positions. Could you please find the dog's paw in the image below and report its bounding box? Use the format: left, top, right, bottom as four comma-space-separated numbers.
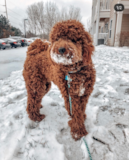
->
29, 112, 45, 122
69, 120, 88, 140
71, 129, 88, 141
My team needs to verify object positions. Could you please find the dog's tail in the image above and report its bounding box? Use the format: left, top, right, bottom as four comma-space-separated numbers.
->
27, 39, 50, 55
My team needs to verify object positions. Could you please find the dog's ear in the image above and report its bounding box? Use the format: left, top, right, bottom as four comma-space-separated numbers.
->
82, 31, 95, 65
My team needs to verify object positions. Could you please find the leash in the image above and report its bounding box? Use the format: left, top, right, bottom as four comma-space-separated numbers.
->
65, 75, 72, 115
65, 73, 92, 160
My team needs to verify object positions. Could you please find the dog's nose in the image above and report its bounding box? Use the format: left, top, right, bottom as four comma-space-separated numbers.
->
58, 47, 66, 54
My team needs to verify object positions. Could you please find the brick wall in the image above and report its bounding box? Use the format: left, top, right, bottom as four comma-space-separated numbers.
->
121, 14, 129, 32
121, 14, 129, 46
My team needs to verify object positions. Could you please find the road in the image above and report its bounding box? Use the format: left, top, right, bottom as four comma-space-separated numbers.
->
0, 47, 27, 79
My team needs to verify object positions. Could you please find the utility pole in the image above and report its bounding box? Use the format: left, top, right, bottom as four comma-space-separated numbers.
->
95, 0, 100, 46
5, 0, 8, 20
3, 0, 11, 37
24, 19, 28, 38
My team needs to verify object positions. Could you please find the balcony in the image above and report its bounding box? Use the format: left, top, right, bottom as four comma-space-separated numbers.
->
99, 0, 111, 18
121, 1, 129, 9
98, 33, 108, 40
94, 0, 111, 22
100, 0, 111, 10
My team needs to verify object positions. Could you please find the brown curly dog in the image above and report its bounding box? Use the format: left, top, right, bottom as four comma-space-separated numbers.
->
23, 20, 96, 140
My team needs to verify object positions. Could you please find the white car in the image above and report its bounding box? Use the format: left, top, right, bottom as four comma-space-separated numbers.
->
26, 39, 34, 46
30, 37, 40, 41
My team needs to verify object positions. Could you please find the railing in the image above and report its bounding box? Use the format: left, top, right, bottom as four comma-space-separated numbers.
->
100, 0, 111, 10
98, 33, 108, 39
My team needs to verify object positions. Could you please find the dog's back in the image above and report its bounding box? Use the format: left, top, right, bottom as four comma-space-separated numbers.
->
23, 39, 51, 80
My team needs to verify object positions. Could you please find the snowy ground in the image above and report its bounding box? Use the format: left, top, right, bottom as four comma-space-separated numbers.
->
0, 47, 27, 80
0, 46, 129, 160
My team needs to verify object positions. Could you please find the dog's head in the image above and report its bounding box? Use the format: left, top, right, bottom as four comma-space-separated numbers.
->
49, 20, 94, 71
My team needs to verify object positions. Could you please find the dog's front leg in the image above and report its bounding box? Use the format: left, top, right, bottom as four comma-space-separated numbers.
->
62, 79, 89, 140
67, 96, 88, 141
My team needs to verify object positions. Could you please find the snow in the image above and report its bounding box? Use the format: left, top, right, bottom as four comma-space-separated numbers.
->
0, 45, 129, 160
50, 49, 73, 65
0, 47, 27, 79
79, 84, 85, 96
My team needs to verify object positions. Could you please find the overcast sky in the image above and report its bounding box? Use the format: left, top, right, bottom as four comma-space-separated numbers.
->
0, 0, 92, 32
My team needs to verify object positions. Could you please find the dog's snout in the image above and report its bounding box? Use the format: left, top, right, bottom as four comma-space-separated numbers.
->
58, 47, 66, 54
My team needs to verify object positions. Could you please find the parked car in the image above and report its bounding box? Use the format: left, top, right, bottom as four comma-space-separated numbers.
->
26, 39, 33, 46
0, 39, 10, 50
20, 38, 28, 47
2, 38, 21, 48
10, 37, 27, 47
30, 37, 40, 41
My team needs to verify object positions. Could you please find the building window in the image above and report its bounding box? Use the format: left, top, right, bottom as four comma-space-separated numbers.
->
105, 23, 108, 33
106, 2, 108, 9
101, 27, 103, 33
109, 20, 113, 38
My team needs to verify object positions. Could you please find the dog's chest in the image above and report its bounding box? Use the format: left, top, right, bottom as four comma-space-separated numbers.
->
67, 73, 86, 96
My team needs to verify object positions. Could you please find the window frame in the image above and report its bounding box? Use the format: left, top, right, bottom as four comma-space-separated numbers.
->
109, 20, 113, 39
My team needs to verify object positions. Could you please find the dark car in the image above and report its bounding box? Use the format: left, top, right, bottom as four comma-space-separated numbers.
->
10, 37, 28, 47
20, 38, 28, 47
0, 39, 10, 50
2, 38, 21, 48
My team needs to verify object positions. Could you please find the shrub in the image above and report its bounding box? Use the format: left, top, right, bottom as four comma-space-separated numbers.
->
119, 31, 129, 47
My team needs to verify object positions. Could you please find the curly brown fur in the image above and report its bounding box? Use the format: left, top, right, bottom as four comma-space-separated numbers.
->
23, 20, 96, 140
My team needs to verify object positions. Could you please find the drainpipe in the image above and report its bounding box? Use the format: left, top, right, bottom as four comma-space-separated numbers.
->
95, 0, 101, 46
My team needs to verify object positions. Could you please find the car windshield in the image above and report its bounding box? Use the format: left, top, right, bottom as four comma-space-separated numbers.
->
11, 37, 21, 39
11, 38, 18, 40
8, 38, 16, 41
0, 39, 5, 42
2, 38, 8, 41
2, 38, 15, 42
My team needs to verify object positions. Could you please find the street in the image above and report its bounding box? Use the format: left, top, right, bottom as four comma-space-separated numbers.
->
0, 47, 27, 79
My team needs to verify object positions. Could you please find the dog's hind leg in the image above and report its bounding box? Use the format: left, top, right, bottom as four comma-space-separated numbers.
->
23, 39, 51, 122
24, 68, 51, 121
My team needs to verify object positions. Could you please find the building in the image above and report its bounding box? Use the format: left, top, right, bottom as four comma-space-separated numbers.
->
91, 0, 129, 46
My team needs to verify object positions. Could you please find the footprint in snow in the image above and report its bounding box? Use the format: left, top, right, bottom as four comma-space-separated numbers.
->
56, 127, 85, 160
125, 88, 129, 95
47, 91, 63, 102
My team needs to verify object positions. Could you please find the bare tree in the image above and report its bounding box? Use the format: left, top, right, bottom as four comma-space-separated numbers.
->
34, 2, 45, 38
26, 2, 46, 38
68, 6, 81, 20
44, 2, 59, 38
59, 6, 82, 21
27, 3, 38, 35
119, 31, 129, 47
86, 17, 91, 33
26, 1, 82, 39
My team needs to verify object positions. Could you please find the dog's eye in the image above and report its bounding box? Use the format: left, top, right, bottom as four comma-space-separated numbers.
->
72, 39, 76, 43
